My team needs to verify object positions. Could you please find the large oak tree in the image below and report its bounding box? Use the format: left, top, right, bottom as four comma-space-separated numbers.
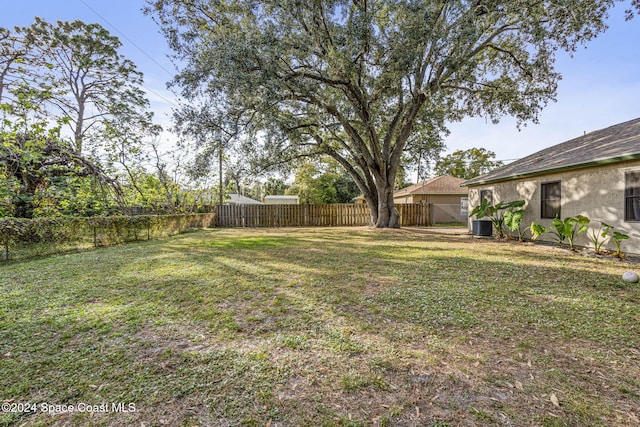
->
148, 0, 630, 227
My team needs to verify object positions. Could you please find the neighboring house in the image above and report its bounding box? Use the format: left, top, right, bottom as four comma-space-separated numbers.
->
392, 175, 467, 204
355, 175, 468, 223
264, 195, 300, 205
462, 117, 640, 253
227, 194, 262, 205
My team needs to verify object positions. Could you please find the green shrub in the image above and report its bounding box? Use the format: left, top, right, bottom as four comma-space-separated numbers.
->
0, 213, 216, 261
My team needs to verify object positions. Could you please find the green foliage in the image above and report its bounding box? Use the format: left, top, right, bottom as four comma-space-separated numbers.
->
469, 197, 492, 220
332, 173, 360, 203
588, 221, 614, 254
285, 163, 325, 204
263, 178, 287, 196
0, 110, 120, 218
0, 213, 215, 261
285, 161, 359, 204
491, 200, 525, 239
504, 207, 526, 241
121, 172, 199, 214
402, 132, 445, 183
25, 18, 155, 154
531, 215, 591, 249
0, 27, 34, 106
146, 0, 620, 226
435, 148, 504, 180
551, 215, 590, 249
530, 222, 547, 241
533, 218, 633, 256
1, 19, 165, 220
601, 223, 630, 258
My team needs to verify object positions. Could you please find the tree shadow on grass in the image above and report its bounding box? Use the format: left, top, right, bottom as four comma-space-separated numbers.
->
1, 227, 639, 426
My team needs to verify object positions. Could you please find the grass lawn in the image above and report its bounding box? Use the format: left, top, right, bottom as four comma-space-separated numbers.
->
1, 227, 639, 426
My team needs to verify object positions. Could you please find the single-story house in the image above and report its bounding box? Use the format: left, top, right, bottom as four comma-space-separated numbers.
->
355, 175, 469, 223
462, 117, 640, 254
392, 175, 467, 205
227, 194, 262, 205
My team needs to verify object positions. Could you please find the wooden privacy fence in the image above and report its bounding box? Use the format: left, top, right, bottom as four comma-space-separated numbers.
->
397, 203, 432, 226
215, 203, 432, 227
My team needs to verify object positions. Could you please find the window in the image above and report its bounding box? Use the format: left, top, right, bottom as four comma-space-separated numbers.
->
541, 181, 561, 219
460, 197, 469, 216
480, 189, 493, 205
625, 172, 640, 221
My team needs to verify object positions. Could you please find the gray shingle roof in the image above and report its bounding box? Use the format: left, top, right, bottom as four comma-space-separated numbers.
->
462, 117, 640, 186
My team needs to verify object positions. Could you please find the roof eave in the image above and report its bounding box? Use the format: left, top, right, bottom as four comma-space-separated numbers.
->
462, 154, 640, 187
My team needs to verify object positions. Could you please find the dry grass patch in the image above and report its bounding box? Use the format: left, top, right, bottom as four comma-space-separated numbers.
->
0, 227, 638, 426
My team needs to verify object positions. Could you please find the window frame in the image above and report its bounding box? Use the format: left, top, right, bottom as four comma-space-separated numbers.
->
625, 171, 640, 222
480, 189, 493, 205
540, 181, 561, 219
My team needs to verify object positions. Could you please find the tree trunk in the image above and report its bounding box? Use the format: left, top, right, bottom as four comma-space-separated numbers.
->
375, 183, 399, 228
364, 196, 378, 225
74, 99, 85, 153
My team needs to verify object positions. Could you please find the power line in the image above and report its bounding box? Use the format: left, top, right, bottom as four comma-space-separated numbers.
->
77, 0, 181, 108
78, 0, 175, 77
143, 86, 181, 110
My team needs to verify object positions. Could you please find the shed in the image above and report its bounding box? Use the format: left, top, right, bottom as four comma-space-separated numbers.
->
264, 195, 300, 205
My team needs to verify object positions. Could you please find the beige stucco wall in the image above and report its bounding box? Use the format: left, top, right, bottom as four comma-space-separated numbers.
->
394, 194, 468, 223
394, 194, 466, 205
467, 160, 640, 254
393, 194, 416, 204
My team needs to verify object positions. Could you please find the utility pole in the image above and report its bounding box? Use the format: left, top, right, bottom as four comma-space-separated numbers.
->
218, 131, 224, 206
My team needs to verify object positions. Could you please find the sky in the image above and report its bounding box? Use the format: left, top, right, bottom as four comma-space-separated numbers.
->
2, 0, 640, 169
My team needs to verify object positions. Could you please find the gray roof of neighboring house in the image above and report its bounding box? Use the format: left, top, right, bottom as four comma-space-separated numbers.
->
227, 193, 262, 204
462, 117, 640, 186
